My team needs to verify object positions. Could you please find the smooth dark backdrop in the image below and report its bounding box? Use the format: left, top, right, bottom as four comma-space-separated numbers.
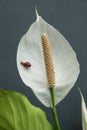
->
0, 0, 87, 130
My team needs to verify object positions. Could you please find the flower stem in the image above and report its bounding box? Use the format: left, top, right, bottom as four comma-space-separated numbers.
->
50, 88, 61, 130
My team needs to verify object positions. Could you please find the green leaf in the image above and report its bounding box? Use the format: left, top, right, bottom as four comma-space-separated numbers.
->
0, 89, 54, 130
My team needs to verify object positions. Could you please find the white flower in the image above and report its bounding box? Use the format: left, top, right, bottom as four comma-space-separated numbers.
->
79, 89, 87, 130
17, 12, 80, 107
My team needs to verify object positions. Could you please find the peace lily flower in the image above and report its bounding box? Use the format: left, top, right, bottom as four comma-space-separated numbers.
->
79, 89, 87, 130
17, 11, 80, 107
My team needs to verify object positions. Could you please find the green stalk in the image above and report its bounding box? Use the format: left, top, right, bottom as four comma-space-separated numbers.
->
50, 87, 61, 130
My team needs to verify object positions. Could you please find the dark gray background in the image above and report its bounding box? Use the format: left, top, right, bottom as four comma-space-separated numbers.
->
0, 0, 87, 130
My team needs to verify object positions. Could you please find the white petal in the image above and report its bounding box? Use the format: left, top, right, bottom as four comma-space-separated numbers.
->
17, 14, 80, 107
79, 89, 87, 130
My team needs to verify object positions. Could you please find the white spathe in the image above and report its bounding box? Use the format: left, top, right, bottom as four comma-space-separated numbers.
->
17, 13, 80, 107
79, 90, 87, 130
